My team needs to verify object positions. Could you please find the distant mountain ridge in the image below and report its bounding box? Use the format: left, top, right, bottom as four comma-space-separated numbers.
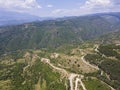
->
0, 9, 54, 26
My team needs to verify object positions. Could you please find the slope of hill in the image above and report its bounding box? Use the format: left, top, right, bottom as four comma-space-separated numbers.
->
95, 30, 120, 44
0, 43, 116, 90
85, 44, 120, 90
0, 42, 120, 90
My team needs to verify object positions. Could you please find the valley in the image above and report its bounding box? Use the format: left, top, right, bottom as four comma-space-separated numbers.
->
0, 12, 120, 90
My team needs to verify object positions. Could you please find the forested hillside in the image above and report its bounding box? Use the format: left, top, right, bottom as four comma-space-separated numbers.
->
0, 12, 120, 54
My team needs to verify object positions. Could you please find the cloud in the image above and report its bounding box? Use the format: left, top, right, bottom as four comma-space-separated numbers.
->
47, 5, 53, 8
51, 0, 118, 17
52, 9, 64, 14
0, 0, 119, 17
85, 0, 111, 6
82, 0, 113, 9
0, 0, 42, 9
78, 0, 114, 14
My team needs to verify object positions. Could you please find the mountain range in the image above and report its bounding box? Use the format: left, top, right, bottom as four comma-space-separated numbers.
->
0, 12, 120, 90
0, 12, 120, 54
0, 9, 54, 26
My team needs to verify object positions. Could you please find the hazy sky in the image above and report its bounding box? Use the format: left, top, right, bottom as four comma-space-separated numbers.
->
0, 0, 120, 17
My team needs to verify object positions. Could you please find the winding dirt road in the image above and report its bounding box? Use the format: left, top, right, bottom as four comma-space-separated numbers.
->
41, 58, 87, 90
40, 48, 115, 90
75, 77, 87, 90
69, 74, 78, 90
81, 55, 99, 70
41, 58, 68, 77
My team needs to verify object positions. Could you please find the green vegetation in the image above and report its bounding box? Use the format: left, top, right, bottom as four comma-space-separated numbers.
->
98, 44, 120, 59
85, 44, 120, 90
84, 54, 103, 65
84, 78, 111, 90
99, 59, 120, 90
11, 63, 30, 90
30, 60, 66, 90
99, 60, 120, 81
